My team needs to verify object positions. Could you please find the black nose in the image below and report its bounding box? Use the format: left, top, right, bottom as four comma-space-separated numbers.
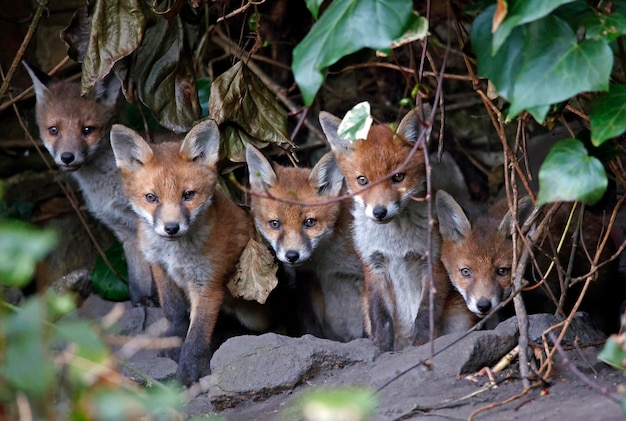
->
164, 222, 180, 235
285, 250, 300, 263
476, 298, 492, 314
373, 206, 387, 220
60, 152, 75, 164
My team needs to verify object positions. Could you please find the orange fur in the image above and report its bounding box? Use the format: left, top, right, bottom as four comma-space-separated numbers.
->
437, 191, 624, 333
321, 110, 474, 350
247, 145, 364, 341
111, 120, 252, 385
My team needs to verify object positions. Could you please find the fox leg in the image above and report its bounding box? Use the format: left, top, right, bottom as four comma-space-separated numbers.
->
412, 263, 449, 345
363, 269, 394, 351
153, 265, 189, 362
177, 282, 224, 386
123, 238, 158, 306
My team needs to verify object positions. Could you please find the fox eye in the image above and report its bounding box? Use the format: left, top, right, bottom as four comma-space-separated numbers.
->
460, 268, 472, 278
303, 218, 317, 228
48, 126, 59, 136
82, 126, 94, 136
356, 176, 368, 186
269, 220, 281, 230
182, 190, 196, 201
392, 173, 405, 183
497, 267, 510, 276
145, 193, 158, 204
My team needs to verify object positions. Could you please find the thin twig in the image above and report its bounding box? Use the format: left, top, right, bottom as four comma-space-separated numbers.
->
0, 0, 49, 101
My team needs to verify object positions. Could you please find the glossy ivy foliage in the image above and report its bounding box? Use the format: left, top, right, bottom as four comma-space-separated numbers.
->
471, 1, 626, 205
91, 243, 130, 302
292, 0, 416, 105
598, 330, 626, 413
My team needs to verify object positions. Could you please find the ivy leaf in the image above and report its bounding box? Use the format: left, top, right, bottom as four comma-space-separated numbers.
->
474, 7, 613, 122
305, 0, 324, 20
491, 0, 575, 54
583, 11, 626, 42
536, 139, 607, 206
80, 0, 146, 93
131, 10, 201, 133
0, 220, 57, 287
338, 101, 373, 143
598, 335, 626, 370
1, 298, 56, 399
590, 84, 626, 146
209, 61, 293, 162
292, 0, 413, 105
91, 243, 129, 302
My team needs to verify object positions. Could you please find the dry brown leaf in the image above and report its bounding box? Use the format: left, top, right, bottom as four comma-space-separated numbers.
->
228, 238, 278, 304
492, 0, 508, 33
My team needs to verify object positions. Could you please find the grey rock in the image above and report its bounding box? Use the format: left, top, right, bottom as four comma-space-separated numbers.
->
208, 333, 379, 409
495, 312, 606, 346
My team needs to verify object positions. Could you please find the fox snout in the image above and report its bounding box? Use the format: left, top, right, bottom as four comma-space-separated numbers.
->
359, 198, 400, 223
277, 245, 312, 266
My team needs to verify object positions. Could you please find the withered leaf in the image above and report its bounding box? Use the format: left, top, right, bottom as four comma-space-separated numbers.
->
80, 0, 146, 94
209, 61, 293, 162
228, 238, 278, 304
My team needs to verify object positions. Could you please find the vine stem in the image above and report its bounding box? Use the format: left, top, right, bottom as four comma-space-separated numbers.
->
0, 0, 49, 101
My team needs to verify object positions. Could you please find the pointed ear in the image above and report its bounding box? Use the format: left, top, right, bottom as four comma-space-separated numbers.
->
310, 152, 344, 197
91, 72, 121, 108
179, 119, 220, 166
246, 143, 277, 192
22, 61, 52, 104
319, 111, 352, 156
110, 124, 154, 171
436, 190, 471, 241
498, 196, 535, 236
397, 104, 433, 145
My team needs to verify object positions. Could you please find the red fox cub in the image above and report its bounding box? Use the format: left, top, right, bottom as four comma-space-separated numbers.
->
110, 119, 254, 386
436, 190, 624, 333
246, 144, 364, 342
320, 109, 473, 351
24, 62, 155, 306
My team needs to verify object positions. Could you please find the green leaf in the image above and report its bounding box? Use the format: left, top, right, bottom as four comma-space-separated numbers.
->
305, 0, 324, 20
1, 298, 56, 399
507, 15, 612, 118
598, 335, 626, 370
292, 0, 413, 105
473, 8, 613, 122
81, 0, 146, 93
536, 138, 607, 206
338, 101, 373, 142
583, 11, 626, 42
132, 10, 201, 133
290, 387, 377, 421
209, 62, 293, 162
197, 77, 211, 118
472, 6, 525, 101
590, 84, 626, 146
0, 220, 57, 287
91, 243, 130, 302
492, 0, 575, 54
390, 11, 429, 49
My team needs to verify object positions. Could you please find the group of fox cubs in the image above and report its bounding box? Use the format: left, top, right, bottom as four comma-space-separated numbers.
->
26, 63, 624, 386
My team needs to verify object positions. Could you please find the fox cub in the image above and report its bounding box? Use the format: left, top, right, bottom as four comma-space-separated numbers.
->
110, 119, 256, 386
246, 144, 364, 341
436, 190, 624, 333
320, 109, 474, 351
24, 62, 155, 306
